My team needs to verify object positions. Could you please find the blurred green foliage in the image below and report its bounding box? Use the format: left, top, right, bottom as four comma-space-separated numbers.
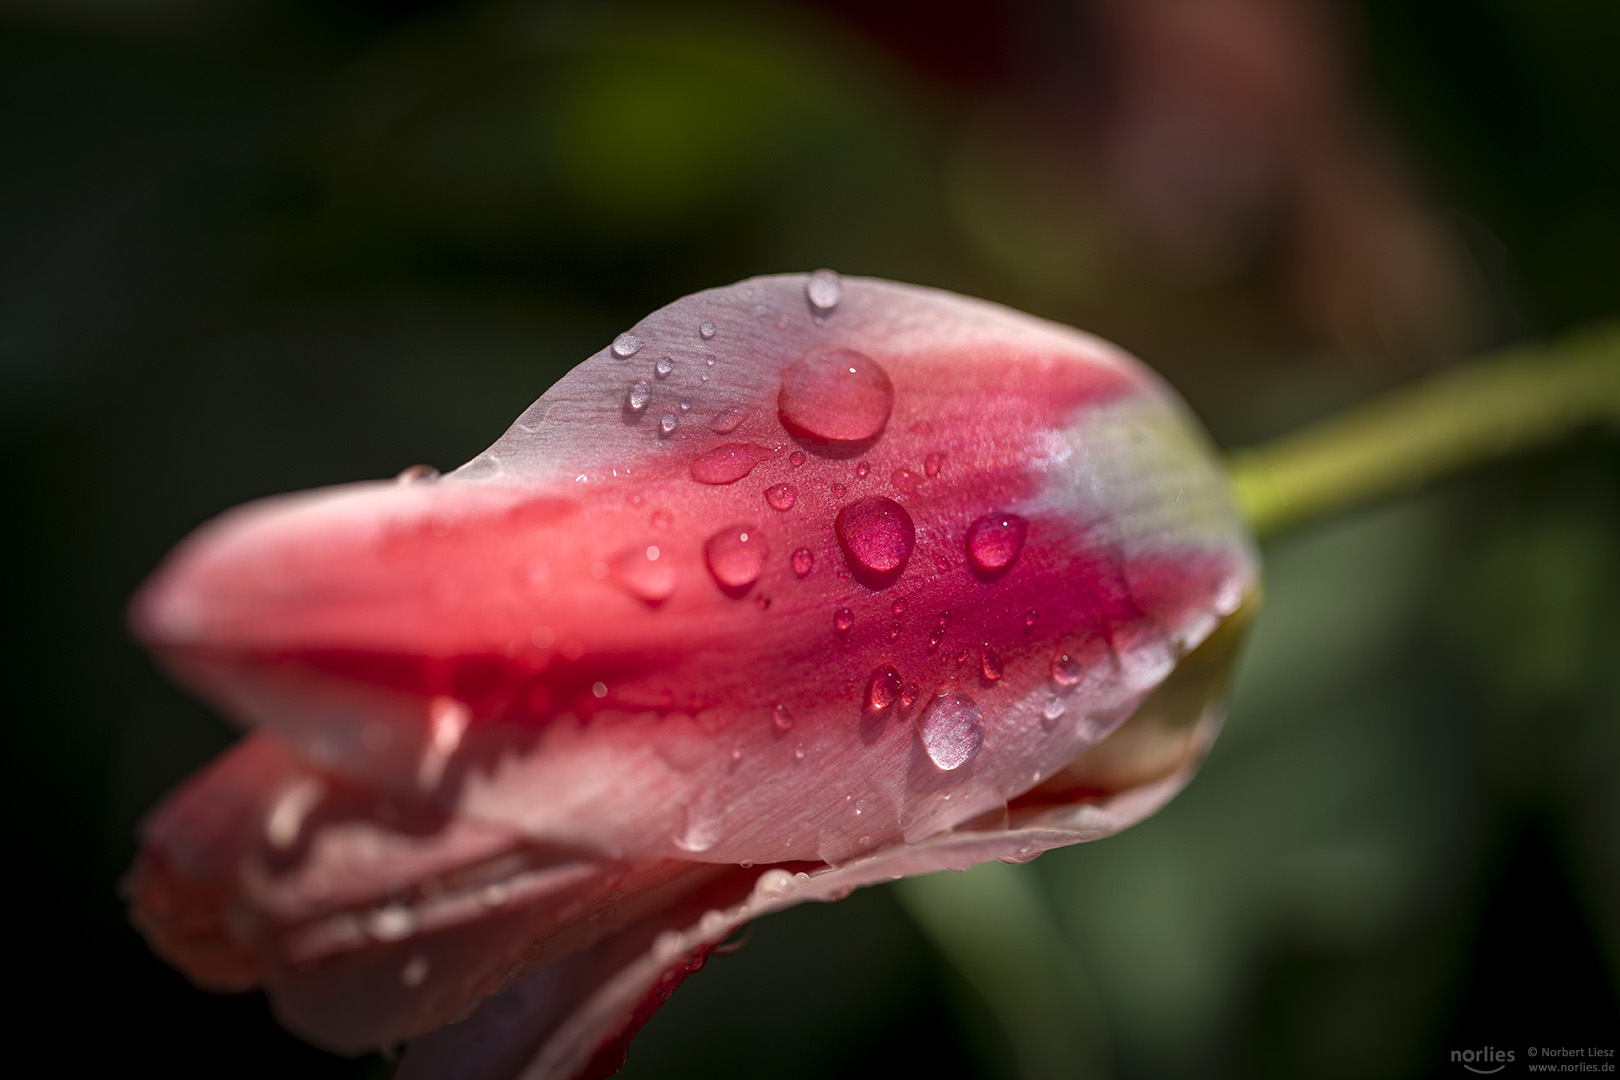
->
1, 1, 1614, 1077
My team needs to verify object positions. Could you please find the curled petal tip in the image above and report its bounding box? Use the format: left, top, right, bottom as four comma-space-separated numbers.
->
127, 273, 1258, 1078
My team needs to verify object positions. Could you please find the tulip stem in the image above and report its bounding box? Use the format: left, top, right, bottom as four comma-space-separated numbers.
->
1225, 323, 1620, 538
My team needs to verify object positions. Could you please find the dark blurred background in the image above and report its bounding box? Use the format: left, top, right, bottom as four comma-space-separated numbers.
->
3, 1, 1616, 1076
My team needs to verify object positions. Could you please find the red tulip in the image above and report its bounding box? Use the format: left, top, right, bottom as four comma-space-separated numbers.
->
126, 273, 1257, 1078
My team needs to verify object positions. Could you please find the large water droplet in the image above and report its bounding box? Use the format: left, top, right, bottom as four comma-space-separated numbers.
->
1051, 649, 1083, 687
699, 320, 717, 340
627, 380, 652, 411
834, 496, 915, 587
791, 547, 814, 577
613, 543, 677, 604
919, 691, 984, 771
611, 332, 643, 359
864, 664, 903, 719
655, 356, 674, 378
690, 443, 773, 485
709, 407, 746, 434
965, 513, 1029, 579
805, 268, 843, 316
704, 525, 767, 595
765, 484, 797, 511
778, 348, 893, 444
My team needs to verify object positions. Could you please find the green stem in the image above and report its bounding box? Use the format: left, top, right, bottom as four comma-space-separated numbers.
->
1225, 323, 1620, 538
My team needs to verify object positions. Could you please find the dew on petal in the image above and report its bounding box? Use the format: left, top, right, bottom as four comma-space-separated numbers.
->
834, 496, 915, 587
855, 462, 870, 479
611, 332, 643, 359
789, 450, 806, 468
772, 704, 794, 732
765, 484, 797, 511
919, 691, 984, 771
805, 268, 843, 316
674, 805, 724, 853
699, 320, 717, 340
791, 547, 814, 577
891, 599, 907, 617
655, 357, 674, 378
394, 464, 439, 484
965, 513, 1029, 579
709, 407, 746, 434
660, 413, 679, 435
612, 543, 678, 604
891, 467, 919, 493
704, 525, 767, 594
864, 664, 903, 719
627, 380, 652, 411
980, 644, 1003, 682
778, 348, 893, 444
1042, 696, 1067, 722
833, 607, 854, 635
1051, 649, 1084, 687
690, 443, 773, 485
924, 451, 944, 477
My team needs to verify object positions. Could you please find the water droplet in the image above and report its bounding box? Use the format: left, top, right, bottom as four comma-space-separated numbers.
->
864, 665, 903, 719
890, 467, 919, 492
730, 743, 744, 763
1042, 696, 1067, 721
680, 399, 692, 411
1214, 574, 1243, 616
612, 543, 677, 603
980, 644, 1003, 681
833, 608, 855, 638
627, 380, 652, 411
805, 268, 842, 316
778, 348, 893, 444
395, 464, 439, 484
655, 356, 674, 378
891, 599, 907, 617
753, 868, 794, 899
924, 452, 944, 477
831, 482, 847, 498
855, 462, 870, 479
754, 594, 772, 610
367, 904, 417, 942
1051, 650, 1083, 687
401, 956, 429, 988
765, 484, 797, 511
709, 407, 746, 434
699, 320, 717, 340
834, 496, 915, 587
791, 547, 814, 577
888, 623, 901, 641
660, 413, 679, 435
955, 648, 970, 666
965, 513, 1029, 579
793, 744, 805, 760
611, 333, 643, 359
901, 682, 919, 708
650, 508, 674, 531
592, 681, 608, 698
674, 806, 724, 853
920, 692, 984, 771
927, 611, 950, 651
772, 704, 794, 732
690, 443, 773, 485
1024, 609, 1039, 629
704, 526, 767, 594
789, 450, 806, 467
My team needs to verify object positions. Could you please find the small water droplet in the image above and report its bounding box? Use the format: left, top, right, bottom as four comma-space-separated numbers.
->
778, 348, 893, 444
888, 623, 902, 641
924, 452, 944, 477
650, 508, 674, 531
911, 421, 933, 435
1051, 650, 1083, 687
730, 743, 744, 762
674, 806, 724, 853
401, 956, 429, 988
955, 648, 970, 666
855, 462, 870, 479
789, 450, 806, 467
627, 380, 652, 411
753, 867, 794, 899
791, 547, 814, 577
919, 691, 984, 771
1042, 696, 1067, 721
1214, 574, 1243, 616
772, 704, 794, 732
611, 333, 643, 359
965, 513, 1029, 579
690, 443, 773, 485
754, 594, 771, 610
680, 399, 692, 411
612, 543, 678, 603
891, 599, 907, 617
765, 484, 797, 511
901, 682, 919, 708
367, 904, 417, 942
699, 320, 717, 340
395, 464, 439, 484
709, 407, 746, 434
980, 644, 1003, 681
655, 356, 674, 378
890, 467, 918, 492
864, 665, 903, 719
927, 611, 950, 651
660, 413, 679, 435
831, 482, 847, 498
1024, 609, 1039, 629
805, 268, 843, 316
592, 681, 608, 698
833, 607, 855, 635
793, 744, 805, 760
704, 525, 767, 594
932, 551, 950, 571
834, 496, 915, 587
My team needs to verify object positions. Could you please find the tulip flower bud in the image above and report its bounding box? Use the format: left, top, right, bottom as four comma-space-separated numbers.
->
126, 273, 1257, 1079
